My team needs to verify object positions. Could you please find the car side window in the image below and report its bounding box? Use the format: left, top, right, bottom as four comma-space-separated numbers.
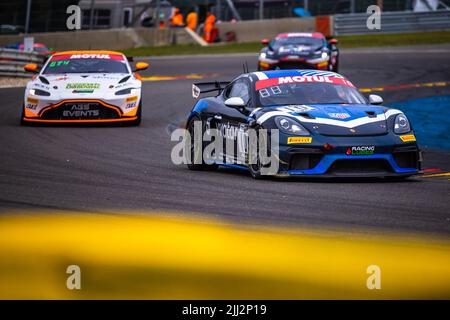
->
225, 80, 250, 104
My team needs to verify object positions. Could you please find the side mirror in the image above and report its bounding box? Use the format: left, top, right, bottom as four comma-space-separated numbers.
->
24, 63, 39, 73
225, 97, 246, 108
133, 62, 149, 72
328, 38, 338, 45
261, 39, 270, 45
369, 94, 383, 105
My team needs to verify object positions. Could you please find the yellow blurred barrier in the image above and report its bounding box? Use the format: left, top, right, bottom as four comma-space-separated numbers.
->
0, 212, 449, 299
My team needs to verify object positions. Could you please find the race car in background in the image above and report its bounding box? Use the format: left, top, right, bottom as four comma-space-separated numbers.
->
21, 50, 148, 125
258, 32, 339, 72
19, 43, 55, 56
186, 70, 421, 179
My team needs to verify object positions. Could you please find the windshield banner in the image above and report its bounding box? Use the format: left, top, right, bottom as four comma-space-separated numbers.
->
50, 54, 124, 61
255, 76, 355, 90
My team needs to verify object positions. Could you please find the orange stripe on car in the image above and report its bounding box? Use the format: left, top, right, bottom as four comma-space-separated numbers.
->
22, 117, 138, 123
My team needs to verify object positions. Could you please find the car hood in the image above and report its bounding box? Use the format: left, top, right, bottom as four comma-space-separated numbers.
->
274, 44, 322, 57
30, 73, 139, 99
255, 104, 401, 136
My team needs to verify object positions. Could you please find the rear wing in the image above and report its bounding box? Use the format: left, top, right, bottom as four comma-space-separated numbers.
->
192, 81, 230, 99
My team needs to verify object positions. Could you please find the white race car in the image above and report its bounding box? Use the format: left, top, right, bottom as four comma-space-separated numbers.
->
21, 50, 148, 125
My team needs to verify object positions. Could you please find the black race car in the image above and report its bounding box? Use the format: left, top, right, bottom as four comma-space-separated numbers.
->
185, 70, 421, 179
258, 32, 339, 72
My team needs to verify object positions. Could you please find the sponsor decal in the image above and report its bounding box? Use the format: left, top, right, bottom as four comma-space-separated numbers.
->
399, 134, 416, 142
73, 90, 94, 93
125, 102, 136, 109
278, 105, 315, 113
328, 112, 351, 119
66, 83, 100, 90
256, 76, 355, 90
217, 122, 239, 140
126, 96, 138, 102
62, 104, 99, 118
49, 60, 70, 68
27, 97, 38, 104
346, 146, 375, 155
34, 83, 50, 90
287, 137, 313, 144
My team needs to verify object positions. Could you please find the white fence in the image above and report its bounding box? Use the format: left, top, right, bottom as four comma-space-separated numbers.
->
0, 48, 45, 77
334, 10, 450, 35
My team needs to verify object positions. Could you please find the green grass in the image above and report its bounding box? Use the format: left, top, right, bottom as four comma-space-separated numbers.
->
337, 31, 450, 48
122, 31, 450, 57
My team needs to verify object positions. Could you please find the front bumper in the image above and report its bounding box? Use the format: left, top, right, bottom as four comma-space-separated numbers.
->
276, 134, 421, 177
22, 99, 138, 123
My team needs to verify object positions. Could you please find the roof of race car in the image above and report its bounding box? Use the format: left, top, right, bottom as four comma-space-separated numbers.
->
275, 32, 324, 39
52, 50, 125, 56
251, 70, 345, 80
248, 70, 351, 90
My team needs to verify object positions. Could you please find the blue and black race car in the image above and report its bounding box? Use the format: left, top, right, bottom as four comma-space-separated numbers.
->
186, 70, 421, 179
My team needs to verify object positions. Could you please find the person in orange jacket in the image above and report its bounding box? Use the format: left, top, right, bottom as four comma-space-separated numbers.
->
186, 10, 198, 32
203, 12, 216, 43
170, 8, 184, 27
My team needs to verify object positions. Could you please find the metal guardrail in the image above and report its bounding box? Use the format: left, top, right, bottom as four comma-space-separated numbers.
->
0, 48, 45, 77
334, 10, 450, 35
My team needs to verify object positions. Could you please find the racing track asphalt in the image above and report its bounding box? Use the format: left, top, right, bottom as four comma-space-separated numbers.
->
0, 44, 449, 235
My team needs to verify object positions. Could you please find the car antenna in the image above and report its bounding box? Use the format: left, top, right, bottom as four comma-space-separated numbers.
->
242, 61, 249, 74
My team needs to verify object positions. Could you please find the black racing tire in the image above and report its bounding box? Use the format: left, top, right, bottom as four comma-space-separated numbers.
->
186, 115, 218, 171
332, 59, 339, 73
20, 104, 30, 126
128, 100, 142, 126
248, 125, 271, 180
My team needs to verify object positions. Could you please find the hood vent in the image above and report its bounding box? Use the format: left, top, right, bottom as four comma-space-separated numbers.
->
299, 113, 315, 119
118, 75, 131, 84
365, 111, 377, 118
39, 76, 49, 84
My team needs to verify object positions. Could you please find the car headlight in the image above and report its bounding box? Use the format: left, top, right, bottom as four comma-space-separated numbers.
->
29, 88, 50, 96
259, 52, 267, 59
394, 114, 411, 134
274, 116, 310, 135
321, 52, 328, 59
115, 88, 137, 95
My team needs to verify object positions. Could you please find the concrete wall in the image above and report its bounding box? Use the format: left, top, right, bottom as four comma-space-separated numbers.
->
0, 28, 194, 51
218, 17, 318, 43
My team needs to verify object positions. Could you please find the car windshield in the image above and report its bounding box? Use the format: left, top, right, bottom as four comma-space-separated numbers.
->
257, 80, 367, 106
34, 46, 49, 53
272, 37, 324, 50
43, 54, 128, 74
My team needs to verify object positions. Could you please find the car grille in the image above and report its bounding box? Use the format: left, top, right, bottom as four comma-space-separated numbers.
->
327, 159, 393, 175
393, 147, 419, 169
289, 153, 323, 171
278, 61, 315, 70
41, 101, 121, 120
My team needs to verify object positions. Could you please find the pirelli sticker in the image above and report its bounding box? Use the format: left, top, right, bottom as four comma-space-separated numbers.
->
287, 137, 313, 144
400, 134, 416, 142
